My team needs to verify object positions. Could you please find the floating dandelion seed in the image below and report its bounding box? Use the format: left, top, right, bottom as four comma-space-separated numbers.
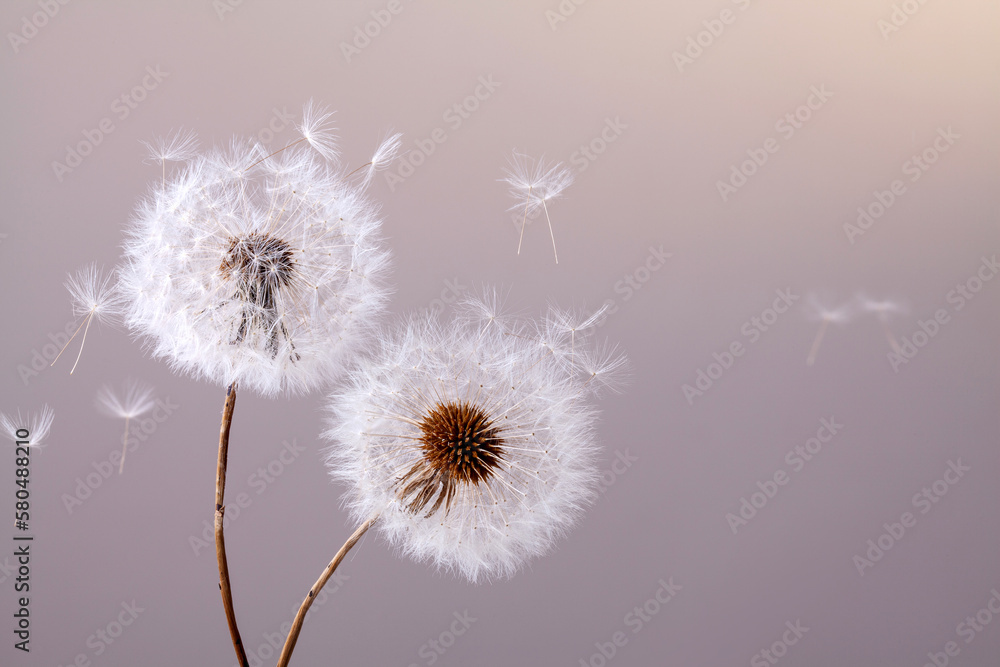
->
142, 128, 199, 187
502, 152, 574, 264
96, 379, 156, 473
803, 295, 856, 366
53, 263, 125, 375
119, 102, 393, 667
274, 295, 624, 665
355, 131, 402, 188
1, 405, 54, 448
858, 294, 908, 355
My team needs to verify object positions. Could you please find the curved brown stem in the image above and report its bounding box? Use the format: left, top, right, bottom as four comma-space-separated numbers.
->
217, 383, 249, 667
276, 516, 377, 667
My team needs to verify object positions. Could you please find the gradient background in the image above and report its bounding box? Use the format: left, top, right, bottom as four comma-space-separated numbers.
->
2, 1, 999, 665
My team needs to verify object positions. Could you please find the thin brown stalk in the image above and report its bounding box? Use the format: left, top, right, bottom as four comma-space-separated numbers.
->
276, 516, 378, 667
216, 383, 249, 667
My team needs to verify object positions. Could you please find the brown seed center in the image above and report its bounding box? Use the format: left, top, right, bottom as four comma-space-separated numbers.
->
219, 232, 298, 358
398, 400, 506, 517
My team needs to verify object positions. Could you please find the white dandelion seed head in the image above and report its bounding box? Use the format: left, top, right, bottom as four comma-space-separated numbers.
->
1, 405, 54, 448
324, 295, 624, 583
501, 152, 574, 214
95, 379, 156, 419
803, 293, 856, 325
66, 263, 126, 326
119, 104, 392, 397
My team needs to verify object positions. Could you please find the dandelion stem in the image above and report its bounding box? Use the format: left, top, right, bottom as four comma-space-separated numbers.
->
51, 313, 91, 367
806, 318, 830, 367
276, 515, 378, 667
243, 137, 307, 172
119, 417, 130, 474
517, 185, 532, 256
880, 316, 901, 354
216, 384, 249, 667
541, 199, 558, 265
69, 312, 95, 375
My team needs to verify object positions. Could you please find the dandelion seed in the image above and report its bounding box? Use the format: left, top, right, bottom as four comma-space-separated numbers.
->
53, 263, 125, 375
1, 405, 54, 448
803, 294, 856, 366
354, 131, 402, 188
501, 152, 574, 264
96, 379, 156, 473
858, 294, 907, 355
142, 128, 199, 187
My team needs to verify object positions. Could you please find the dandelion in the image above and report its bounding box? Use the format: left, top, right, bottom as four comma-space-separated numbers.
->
502, 152, 574, 263
118, 102, 393, 667
275, 294, 625, 666
857, 294, 907, 355
803, 294, 856, 366
1, 405, 54, 448
52, 263, 125, 374
95, 379, 156, 473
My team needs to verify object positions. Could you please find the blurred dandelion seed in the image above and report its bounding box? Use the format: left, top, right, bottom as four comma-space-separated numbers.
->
1, 404, 54, 448
858, 295, 907, 355
96, 379, 156, 473
803, 295, 856, 366
53, 264, 124, 375
502, 152, 573, 264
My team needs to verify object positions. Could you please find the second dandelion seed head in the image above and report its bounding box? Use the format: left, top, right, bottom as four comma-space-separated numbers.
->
325, 294, 625, 582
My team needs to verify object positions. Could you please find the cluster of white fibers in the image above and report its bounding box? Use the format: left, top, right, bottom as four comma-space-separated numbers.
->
324, 294, 625, 582
119, 104, 394, 396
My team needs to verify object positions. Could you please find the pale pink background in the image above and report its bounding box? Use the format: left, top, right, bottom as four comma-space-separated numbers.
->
1, 1, 998, 666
